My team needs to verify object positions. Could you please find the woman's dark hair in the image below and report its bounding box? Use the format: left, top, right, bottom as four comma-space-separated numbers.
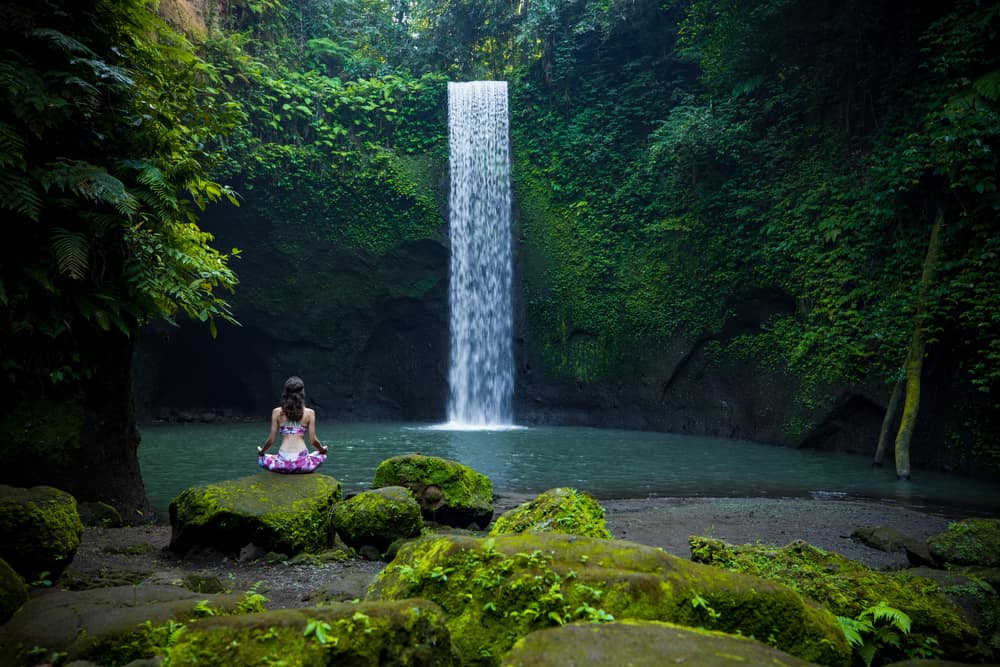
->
280, 376, 305, 422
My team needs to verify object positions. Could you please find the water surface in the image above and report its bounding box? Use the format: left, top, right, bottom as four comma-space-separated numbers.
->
138, 422, 1000, 519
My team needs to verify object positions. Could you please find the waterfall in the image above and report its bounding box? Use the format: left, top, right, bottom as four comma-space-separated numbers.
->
446, 81, 514, 427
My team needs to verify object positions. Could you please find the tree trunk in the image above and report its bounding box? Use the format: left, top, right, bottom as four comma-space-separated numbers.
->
893, 210, 944, 480
79, 331, 152, 521
873, 372, 905, 465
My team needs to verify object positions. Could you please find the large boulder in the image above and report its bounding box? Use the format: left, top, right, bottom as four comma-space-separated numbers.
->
489, 487, 611, 539
77, 500, 124, 528
501, 620, 819, 666
164, 599, 460, 666
367, 532, 850, 667
330, 486, 424, 554
850, 525, 936, 566
928, 518, 1000, 567
0, 584, 246, 665
372, 454, 493, 529
690, 536, 990, 663
900, 566, 1000, 655
168, 472, 342, 556
0, 484, 83, 581
0, 557, 27, 624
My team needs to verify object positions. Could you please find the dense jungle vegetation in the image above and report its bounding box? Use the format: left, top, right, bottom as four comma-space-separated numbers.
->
0, 0, 997, 514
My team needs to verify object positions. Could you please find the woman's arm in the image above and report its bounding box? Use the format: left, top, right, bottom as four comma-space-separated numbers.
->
307, 409, 327, 454
258, 408, 280, 455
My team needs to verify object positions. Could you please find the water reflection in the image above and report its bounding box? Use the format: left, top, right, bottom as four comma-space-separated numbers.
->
138, 421, 1000, 519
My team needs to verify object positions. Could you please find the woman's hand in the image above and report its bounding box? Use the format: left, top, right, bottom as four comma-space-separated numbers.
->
315, 442, 328, 455
257, 445, 266, 456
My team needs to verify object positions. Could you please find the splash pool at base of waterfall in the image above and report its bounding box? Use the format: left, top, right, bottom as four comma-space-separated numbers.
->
139, 421, 1000, 519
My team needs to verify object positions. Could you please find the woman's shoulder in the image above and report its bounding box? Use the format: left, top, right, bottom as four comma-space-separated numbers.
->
271, 406, 283, 418
303, 407, 316, 420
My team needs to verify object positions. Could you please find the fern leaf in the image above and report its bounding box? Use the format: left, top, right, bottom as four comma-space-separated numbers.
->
136, 162, 175, 200
0, 174, 43, 220
836, 615, 866, 648
867, 602, 911, 634
70, 57, 133, 87
30, 28, 96, 56
51, 228, 90, 280
0, 122, 26, 169
42, 160, 131, 209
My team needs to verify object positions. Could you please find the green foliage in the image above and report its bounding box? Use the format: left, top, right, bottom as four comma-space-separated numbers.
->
0, 0, 242, 400
837, 601, 935, 667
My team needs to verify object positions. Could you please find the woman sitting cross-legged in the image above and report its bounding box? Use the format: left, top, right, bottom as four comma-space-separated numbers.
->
257, 376, 328, 473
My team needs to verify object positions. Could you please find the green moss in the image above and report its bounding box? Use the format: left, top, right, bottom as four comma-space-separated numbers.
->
163, 599, 459, 666
689, 536, 990, 663
490, 488, 612, 539
330, 486, 424, 552
169, 473, 342, 555
368, 532, 850, 667
0, 395, 85, 463
372, 454, 493, 527
928, 519, 1000, 567
0, 484, 83, 581
502, 619, 822, 666
85, 589, 268, 666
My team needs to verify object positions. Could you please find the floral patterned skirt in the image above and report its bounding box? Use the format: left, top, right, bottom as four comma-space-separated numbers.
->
259, 449, 326, 474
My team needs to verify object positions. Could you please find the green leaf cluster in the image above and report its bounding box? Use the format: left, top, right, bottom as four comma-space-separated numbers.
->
0, 0, 242, 397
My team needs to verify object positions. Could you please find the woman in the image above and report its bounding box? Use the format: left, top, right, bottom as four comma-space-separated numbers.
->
257, 376, 328, 473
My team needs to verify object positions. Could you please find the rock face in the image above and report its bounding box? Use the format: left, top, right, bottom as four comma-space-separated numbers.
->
372, 454, 494, 529
368, 532, 850, 667
0, 584, 246, 665
168, 472, 342, 556
0, 484, 83, 581
129, 156, 995, 478
490, 487, 611, 539
689, 536, 991, 663
928, 518, 1000, 567
500, 620, 819, 667
163, 599, 460, 666
133, 202, 451, 424
330, 486, 424, 553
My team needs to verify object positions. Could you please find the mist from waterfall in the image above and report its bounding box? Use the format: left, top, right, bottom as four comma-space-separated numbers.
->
446, 81, 514, 427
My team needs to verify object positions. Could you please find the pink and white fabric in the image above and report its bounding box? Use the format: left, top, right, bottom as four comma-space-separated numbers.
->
259, 449, 326, 474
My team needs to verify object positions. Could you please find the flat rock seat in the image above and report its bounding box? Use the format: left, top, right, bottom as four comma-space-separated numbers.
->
168, 472, 342, 556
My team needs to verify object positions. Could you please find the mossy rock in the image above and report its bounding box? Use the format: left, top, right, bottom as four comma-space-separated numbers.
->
689, 536, 990, 663
489, 487, 611, 539
900, 566, 1000, 656
168, 472, 342, 556
881, 661, 991, 667
0, 584, 246, 665
164, 599, 460, 666
372, 454, 494, 529
368, 532, 850, 667
928, 518, 1000, 568
0, 557, 27, 624
77, 500, 124, 528
850, 525, 935, 566
501, 619, 819, 666
0, 483, 83, 581
330, 486, 424, 554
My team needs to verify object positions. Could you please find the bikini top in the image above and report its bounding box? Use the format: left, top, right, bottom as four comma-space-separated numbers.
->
278, 420, 306, 436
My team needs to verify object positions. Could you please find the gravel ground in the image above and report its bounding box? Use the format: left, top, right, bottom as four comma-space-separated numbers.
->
60, 493, 968, 610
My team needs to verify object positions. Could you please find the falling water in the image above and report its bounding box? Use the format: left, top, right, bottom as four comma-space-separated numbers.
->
446, 81, 514, 427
